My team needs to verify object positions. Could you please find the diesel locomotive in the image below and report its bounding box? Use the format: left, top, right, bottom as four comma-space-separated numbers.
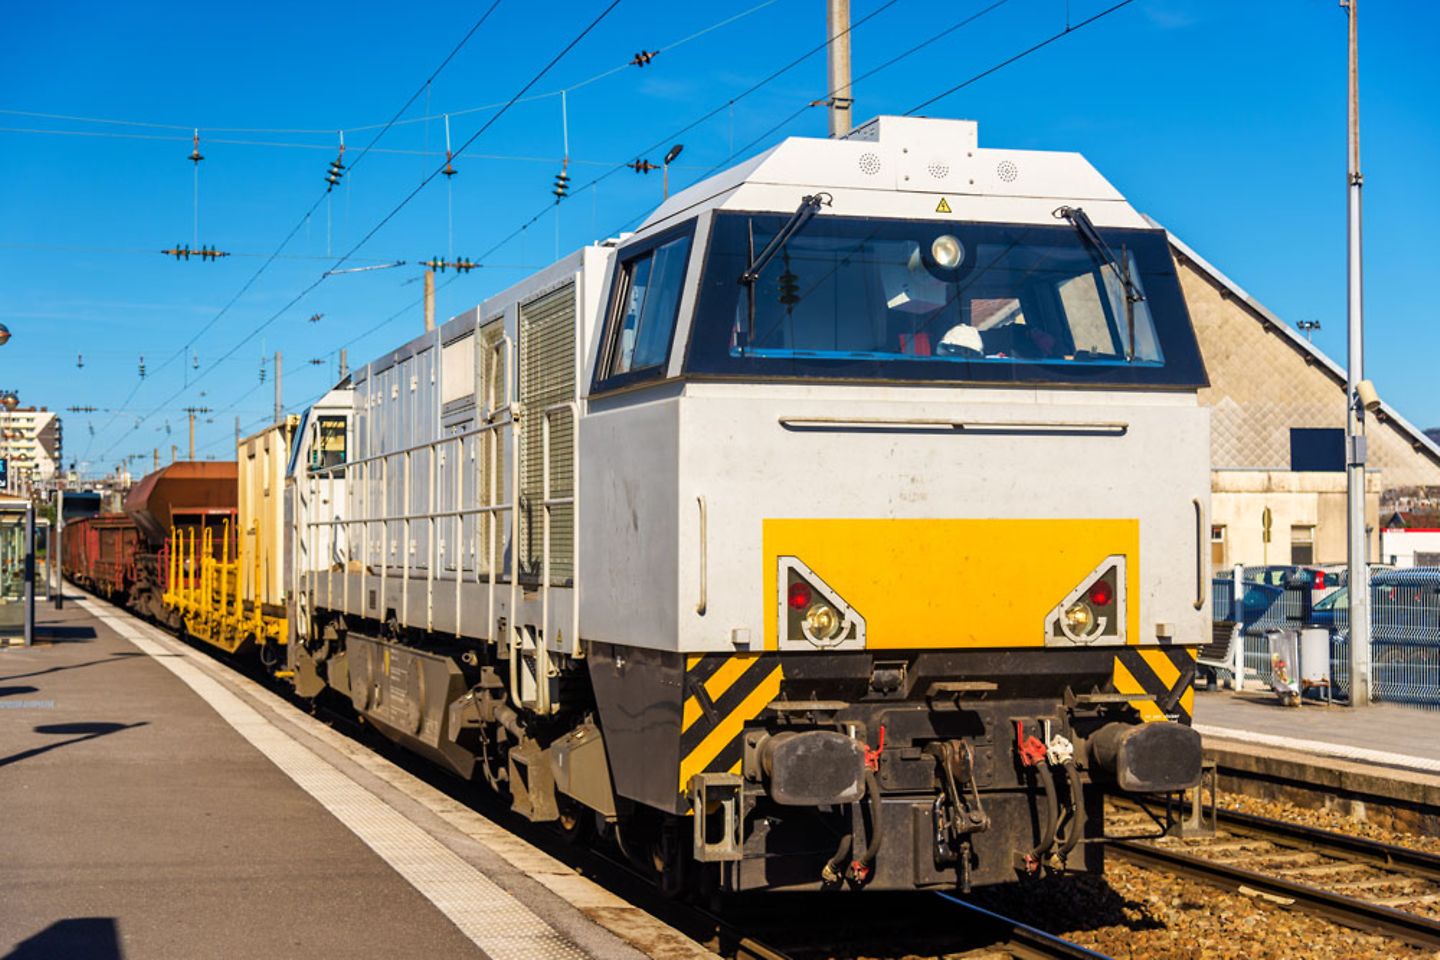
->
87, 115, 1212, 895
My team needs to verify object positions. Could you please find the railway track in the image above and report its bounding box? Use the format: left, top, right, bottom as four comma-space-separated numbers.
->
1108, 800, 1440, 950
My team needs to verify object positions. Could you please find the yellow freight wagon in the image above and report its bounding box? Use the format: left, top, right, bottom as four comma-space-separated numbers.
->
165, 417, 297, 672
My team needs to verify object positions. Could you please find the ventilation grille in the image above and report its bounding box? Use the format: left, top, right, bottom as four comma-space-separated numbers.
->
927, 159, 950, 180
518, 285, 575, 585
857, 152, 881, 175
996, 160, 1019, 183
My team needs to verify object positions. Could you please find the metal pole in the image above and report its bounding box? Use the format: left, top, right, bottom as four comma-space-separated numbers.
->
1231, 563, 1245, 691
274, 350, 283, 424
424, 269, 436, 332
1343, 0, 1371, 706
826, 0, 853, 138
53, 487, 62, 609
23, 503, 34, 647
234, 417, 240, 450
339, 348, 349, 381
188, 410, 196, 460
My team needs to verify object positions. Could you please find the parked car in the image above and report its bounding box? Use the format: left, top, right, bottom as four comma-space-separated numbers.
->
1305, 569, 1440, 637
1310, 584, 1346, 630
1246, 564, 1344, 605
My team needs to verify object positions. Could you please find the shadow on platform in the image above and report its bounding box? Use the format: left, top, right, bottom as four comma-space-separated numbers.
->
4, 917, 124, 959
0, 685, 40, 698
0, 652, 144, 684
34, 625, 99, 643
0, 722, 148, 770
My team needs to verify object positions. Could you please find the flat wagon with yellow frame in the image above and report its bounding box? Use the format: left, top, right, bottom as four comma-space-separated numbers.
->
165, 418, 296, 671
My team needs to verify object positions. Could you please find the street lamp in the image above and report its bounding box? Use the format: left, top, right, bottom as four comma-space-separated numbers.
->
0, 322, 10, 346
663, 144, 684, 199
1297, 319, 1321, 342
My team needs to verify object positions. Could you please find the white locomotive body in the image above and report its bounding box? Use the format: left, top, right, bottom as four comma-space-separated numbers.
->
289, 115, 1211, 892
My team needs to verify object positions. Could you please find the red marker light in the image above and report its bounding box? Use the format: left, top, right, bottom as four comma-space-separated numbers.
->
788, 582, 812, 610
1087, 580, 1114, 607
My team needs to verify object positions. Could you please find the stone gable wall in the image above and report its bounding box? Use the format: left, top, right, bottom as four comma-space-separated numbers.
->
1174, 248, 1440, 491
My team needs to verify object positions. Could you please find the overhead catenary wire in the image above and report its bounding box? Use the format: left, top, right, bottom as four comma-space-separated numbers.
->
905, 0, 1138, 114
96, 0, 621, 465
94, 1, 510, 465
470, 0, 904, 267
0, 0, 779, 142
699, 0, 1016, 180
0, 129, 723, 167
193, 274, 458, 457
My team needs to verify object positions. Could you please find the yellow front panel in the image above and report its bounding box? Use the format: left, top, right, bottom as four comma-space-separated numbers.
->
762, 518, 1139, 650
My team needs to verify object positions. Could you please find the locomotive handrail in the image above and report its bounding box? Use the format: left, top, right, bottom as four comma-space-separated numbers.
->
777, 415, 1129, 436
306, 415, 511, 476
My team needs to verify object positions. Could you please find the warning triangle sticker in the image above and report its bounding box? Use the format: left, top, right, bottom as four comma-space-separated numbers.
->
935, 197, 952, 213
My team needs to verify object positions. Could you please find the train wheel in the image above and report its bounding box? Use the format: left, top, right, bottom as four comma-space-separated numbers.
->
555, 796, 592, 845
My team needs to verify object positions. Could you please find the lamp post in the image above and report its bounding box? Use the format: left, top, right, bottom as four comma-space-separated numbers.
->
1297, 320, 1321, 342
0, 322, 10, 346
1342, 0, 1372, 706
663, 144, 684, 199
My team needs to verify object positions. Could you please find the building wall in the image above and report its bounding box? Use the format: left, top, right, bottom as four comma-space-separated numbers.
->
1378, 528, 1440, 568
1174, 248, 1440, 487
1211, 469, 1379, 569
0, 407, 60, 494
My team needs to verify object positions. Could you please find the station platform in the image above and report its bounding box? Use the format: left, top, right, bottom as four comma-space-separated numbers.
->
1193, 688, 1440, 772
0, 593, 709, 960
1192, 688, 1440, 834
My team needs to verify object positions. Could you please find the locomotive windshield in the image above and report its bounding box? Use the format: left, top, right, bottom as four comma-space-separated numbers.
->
685, 212, 1206, 387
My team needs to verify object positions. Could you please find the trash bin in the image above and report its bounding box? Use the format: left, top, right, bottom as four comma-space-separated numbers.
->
1298, 627, 1331, 702
1266, 628, 1301, 707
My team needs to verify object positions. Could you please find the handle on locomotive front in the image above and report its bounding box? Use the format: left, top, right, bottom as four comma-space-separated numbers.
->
1192, 498, 1205, 611
696, 495, 707, 616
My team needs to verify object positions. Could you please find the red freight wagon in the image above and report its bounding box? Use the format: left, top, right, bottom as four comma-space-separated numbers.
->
62, 514, 140, 602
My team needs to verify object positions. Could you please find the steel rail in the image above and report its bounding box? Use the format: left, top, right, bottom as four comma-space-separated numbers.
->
1110, 839, 1440, 950
1117, 796, 1440, 883
1213, 807, 1440, 882
936, 892, 1115, 960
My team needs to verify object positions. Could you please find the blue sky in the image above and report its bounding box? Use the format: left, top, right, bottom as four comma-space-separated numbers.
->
2, 0, 1437, 476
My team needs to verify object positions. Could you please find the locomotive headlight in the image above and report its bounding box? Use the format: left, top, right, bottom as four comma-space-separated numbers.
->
931, 234, 964, 269
1063, 600, 1095, 636
804, 603, 841, 640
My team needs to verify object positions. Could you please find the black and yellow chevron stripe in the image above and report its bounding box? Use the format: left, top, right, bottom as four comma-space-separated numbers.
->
1112, 645, 1198, 724
678, 653, 783, 792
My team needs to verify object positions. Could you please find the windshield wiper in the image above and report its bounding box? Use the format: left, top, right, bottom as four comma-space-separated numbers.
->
1053, 205, 1145, 362
738, 192, 832, 349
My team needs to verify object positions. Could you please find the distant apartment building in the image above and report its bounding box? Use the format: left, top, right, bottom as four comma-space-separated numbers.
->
1161, 227, 1440, 570
0, 398, 62, 496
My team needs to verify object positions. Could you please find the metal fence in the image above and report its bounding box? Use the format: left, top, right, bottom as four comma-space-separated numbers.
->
1210, 567, 1440, 708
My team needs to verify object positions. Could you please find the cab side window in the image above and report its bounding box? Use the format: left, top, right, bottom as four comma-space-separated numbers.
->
311, 415, 347, 470
597, 229, 693, 388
